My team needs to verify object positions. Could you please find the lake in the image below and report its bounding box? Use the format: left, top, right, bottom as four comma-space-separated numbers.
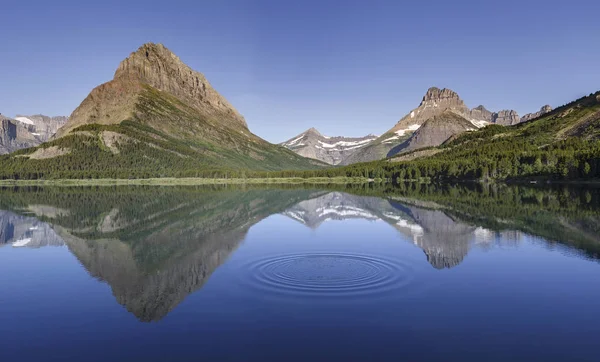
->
1, 183, 599, 361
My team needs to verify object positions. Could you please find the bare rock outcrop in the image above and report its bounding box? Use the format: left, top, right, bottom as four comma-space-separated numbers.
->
391, 87, 470, 133
0, 116, 40, 154
492, 109, 521, 126
520, 105, 553, 122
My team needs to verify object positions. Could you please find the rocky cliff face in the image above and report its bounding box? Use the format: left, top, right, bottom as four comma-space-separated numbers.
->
114, 43, 246, 129
14, 114, 68, 141
520, 105, 552, 122
280, 128, 377, 165
0, 115, 40, 154
469, 105, 494, 125
0, 113, 68, 154
391, 87, 471, 134
492, 109, 520, 126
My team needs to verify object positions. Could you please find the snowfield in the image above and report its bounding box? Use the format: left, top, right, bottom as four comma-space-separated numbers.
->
14, 117, 35, 125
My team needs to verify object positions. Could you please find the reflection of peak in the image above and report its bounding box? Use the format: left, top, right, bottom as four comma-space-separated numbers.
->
283, 192, 386, 228
424, 251, 466, 270
58, 223, 249, 322
388, 201, 474, 269
47, 188, 319, 321
0, 210, 64, 248
283, 192, 480, 269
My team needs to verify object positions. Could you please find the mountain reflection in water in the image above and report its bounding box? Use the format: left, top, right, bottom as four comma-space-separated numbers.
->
1, 183, 599, 321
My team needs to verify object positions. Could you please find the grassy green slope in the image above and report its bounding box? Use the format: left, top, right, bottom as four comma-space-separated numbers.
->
0, 86, 326, 179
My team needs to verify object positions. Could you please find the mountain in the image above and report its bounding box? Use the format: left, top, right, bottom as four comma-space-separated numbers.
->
0, 114, 40, 154
383, 90, 600, 181
1, 183, 599, 318
390, 111, 476, 155
280, 128, 378, 165
345, 87, 551, 163
14, 114, 68, 141
520, 105, 553, 122
0, 43, 323, 179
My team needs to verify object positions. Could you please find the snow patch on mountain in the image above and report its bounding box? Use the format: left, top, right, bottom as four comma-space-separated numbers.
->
395, 124, 421, 136
318, 138, 375, 149
469, 119, 490, 128
284, 135, 305, 146
14, 116, 35, 125
12, 238, 32, 247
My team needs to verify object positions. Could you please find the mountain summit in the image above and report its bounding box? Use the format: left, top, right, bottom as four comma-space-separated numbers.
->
391, 87, 470, 134
58, 43, 247, 137
114, 43, 246, 129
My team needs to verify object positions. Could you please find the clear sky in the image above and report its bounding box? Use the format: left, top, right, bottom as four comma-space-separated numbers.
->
1, 0, 599, 143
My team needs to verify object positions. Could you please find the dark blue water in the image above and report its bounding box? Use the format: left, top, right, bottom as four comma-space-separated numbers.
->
0, 185, 599, 361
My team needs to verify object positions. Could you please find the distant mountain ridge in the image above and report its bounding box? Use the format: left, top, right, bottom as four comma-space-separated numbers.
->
0, 114, 40, 154
14, 114, 68, 141
280, 128, 378, 165
0, 113, 68, 154
342, 87, 552, 163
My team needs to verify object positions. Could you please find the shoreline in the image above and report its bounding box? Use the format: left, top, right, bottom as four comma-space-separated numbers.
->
0, 177, 376, 187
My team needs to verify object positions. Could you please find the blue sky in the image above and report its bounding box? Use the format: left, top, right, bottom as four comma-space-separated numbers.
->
1, 0, 599, 142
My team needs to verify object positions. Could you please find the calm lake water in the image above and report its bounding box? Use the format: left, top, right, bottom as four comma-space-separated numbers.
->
1, 183, 599, 361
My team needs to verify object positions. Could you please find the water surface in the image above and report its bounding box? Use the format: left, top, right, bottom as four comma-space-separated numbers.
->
1, 184, 599, 361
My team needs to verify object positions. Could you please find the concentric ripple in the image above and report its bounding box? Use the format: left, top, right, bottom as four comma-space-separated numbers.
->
238, 253, 417, 298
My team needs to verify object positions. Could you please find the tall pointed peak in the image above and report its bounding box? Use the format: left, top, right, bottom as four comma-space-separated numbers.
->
114, 43, 179, 80
305, 127, 322, 136
111, 42, 247, 129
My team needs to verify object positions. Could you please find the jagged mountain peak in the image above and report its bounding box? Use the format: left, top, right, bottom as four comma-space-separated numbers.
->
56, 42, 253, 137
421, 87, 462, 104
113, 42, 247, 130
390, 86, 469, 134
